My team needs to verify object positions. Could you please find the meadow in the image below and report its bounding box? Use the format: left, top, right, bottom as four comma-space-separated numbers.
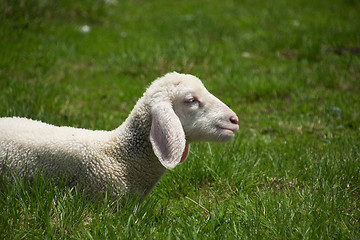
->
0, 0, 359, 239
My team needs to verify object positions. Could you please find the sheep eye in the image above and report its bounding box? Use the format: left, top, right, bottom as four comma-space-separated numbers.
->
185, 98, 196, 104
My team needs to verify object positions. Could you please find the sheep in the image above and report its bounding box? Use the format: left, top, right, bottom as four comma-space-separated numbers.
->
0, 72, 239, 200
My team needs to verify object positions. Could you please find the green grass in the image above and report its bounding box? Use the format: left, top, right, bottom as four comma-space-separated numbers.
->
1, 0, 359, 238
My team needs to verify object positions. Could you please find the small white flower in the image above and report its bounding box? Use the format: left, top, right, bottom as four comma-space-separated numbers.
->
292, 20, 300, 27
104, 0, 117, 5
242, 52, 251, 58
80, 25, 91, 33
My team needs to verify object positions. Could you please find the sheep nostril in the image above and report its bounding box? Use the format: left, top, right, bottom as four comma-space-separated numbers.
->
230, 116, 238, 125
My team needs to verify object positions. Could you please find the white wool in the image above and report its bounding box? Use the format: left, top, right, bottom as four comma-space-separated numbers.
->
0, 72, 239, 200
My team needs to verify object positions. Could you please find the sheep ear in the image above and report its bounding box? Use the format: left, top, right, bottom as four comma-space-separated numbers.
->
150, 102, 187, 169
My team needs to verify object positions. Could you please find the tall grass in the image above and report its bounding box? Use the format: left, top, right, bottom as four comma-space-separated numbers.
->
1, 0, 359, 238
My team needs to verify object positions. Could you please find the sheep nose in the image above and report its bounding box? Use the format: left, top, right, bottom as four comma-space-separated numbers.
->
230, 116, 238, 125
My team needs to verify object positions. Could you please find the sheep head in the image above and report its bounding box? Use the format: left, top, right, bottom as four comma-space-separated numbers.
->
148, 72, 239, 169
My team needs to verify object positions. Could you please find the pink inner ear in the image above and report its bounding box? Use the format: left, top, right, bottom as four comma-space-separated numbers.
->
180, 144, 190, 164
150, 102, 186, 169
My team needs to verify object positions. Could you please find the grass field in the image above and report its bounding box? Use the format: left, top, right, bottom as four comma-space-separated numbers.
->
1, 0, 360, 239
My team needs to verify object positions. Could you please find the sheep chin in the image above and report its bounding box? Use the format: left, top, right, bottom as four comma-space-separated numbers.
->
214, 127, 236, 142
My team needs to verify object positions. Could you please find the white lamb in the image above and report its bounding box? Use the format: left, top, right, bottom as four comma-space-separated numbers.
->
0, 72, 239, 200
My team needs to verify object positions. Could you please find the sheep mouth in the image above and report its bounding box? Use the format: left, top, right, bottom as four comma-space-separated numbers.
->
217, 126, 238, 135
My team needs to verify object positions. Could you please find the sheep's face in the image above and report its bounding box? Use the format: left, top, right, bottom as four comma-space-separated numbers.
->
148, 72, 239, 169
172, 76, 239, 143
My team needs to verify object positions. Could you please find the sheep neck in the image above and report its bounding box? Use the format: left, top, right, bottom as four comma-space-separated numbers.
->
110, 97, 166, 197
